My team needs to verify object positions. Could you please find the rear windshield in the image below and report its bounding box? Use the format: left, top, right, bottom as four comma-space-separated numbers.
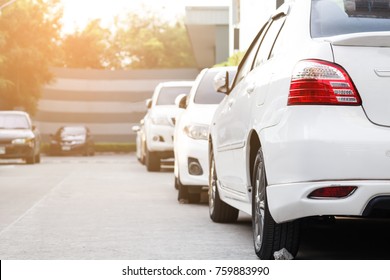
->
311, 0, 390, 38
194, 69, 237, 104
0, 114, 29, 129
156, 86, 192, 105
61, 127, 87, 136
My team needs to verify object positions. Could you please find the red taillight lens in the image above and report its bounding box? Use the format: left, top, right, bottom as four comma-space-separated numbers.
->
288, 60, 361, 106
308, 186, 357, 199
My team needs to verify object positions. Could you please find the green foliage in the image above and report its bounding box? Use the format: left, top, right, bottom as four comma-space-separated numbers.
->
114, 14, 196, 69
57, 10, 196, 70
214, 51, 245, 67
41, 142, 136, 154
94, 142, 136, 153
0, 0, 63, 115
0, 2, 196, 114
59, 19, 112, 69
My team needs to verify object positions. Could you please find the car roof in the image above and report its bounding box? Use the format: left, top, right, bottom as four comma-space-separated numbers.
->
0, 110, 30, 116
157, 81, 194, 87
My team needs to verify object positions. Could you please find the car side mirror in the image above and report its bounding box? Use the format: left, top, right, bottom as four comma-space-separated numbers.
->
132, 125, 140, 132
145, 98, 152, 109
213, 71, 230, 94
175, 94, 188, 109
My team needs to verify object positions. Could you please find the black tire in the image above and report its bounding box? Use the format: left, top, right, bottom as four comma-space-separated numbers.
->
35, 153, 41, 163
140, 141, 146, 165
177, 180, 188, 201
177, 176, 201, 203
252, 148, 300, 259
208, 150, 239, 223
25, 155, 35, 164
146, 148, 160, 172
188, 192, 201, 204
88, 146, 95, 156
174, 176, 180, 190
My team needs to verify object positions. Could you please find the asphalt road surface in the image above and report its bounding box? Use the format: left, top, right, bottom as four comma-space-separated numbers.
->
0, 153, 390, 260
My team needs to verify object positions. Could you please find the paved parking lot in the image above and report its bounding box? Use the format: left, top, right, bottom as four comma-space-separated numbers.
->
1, 153, 390, 260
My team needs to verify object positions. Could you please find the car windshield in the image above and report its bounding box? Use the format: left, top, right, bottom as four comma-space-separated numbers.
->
194, 69, 236, 104
61, 127, 86, 136
311, 0, 390, 38
0, 114, 29, 129
156, 86, 192, 105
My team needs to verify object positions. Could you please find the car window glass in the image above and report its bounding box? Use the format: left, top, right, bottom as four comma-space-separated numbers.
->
61, 127, 87, 136
232, 21, 271, 86
253, 16, 285, 68
194, 69, 237, 104
0, 114, 29, 129
156, 86, 192, 105
269, 17, 288, 59
311, 0, 390, 38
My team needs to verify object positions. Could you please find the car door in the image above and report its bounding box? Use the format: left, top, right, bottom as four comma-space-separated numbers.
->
214, 12, 287, 194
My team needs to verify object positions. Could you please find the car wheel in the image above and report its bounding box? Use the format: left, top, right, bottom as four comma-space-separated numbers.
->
140, 141, 146, 165
177, 179, 188, 200
208, 149, 239, 223
25, 155, 35, 164
188, 192, 201, 204
174, 176, 180, 190
252, 148, 300, 259
145, 148, 160, 172
35, 153, 41, 163
88, 146, 95, 156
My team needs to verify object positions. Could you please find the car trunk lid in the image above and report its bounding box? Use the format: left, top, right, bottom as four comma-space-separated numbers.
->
329, 32, 390, 126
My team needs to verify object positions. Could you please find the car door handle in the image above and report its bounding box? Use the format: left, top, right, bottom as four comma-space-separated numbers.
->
246, 84, 255, 94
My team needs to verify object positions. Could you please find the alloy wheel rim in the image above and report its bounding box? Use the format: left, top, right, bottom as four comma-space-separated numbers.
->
209, 157, 216, 215
254, 159, 265, 251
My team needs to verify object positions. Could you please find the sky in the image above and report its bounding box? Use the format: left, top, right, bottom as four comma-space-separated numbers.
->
60, 0, 230, 33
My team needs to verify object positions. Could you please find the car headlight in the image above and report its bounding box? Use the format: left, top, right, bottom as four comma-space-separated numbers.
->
12, 138, 34, 147
183, 124, 209, 140
151, 117, 171, 126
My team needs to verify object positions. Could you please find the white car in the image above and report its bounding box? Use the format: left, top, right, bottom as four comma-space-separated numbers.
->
144, 81, 194, 171
0, 111, 41, 164
132, 118, 146, 164
208, 0, 390, 259
174, 67, 237, 203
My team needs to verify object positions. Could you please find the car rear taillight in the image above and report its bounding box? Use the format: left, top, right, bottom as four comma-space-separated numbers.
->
288, 60, 361, 106
308, 186, 357, 199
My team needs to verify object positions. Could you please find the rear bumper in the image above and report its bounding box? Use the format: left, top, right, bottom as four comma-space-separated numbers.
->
263, 106, 390, 185
267, 180, 390, 223
261, 106, 390, 223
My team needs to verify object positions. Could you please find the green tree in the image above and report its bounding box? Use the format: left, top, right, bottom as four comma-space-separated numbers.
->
0, 0, 62, 114
110, 12, 196, 69
59, 19, 112, 69
56, 9, 196, 70
214, 51, 245, 67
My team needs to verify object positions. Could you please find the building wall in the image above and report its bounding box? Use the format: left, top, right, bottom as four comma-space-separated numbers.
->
35, 67, 199, 143
185, 5, 230, 68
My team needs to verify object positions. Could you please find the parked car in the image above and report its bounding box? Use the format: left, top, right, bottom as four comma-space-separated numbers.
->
208, 0, 390, 259
174, 67, 237, 203
50, 126, 95, 156
132, 118, 146, 164
0, 111, 41, 164
143, 81, 194, 171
